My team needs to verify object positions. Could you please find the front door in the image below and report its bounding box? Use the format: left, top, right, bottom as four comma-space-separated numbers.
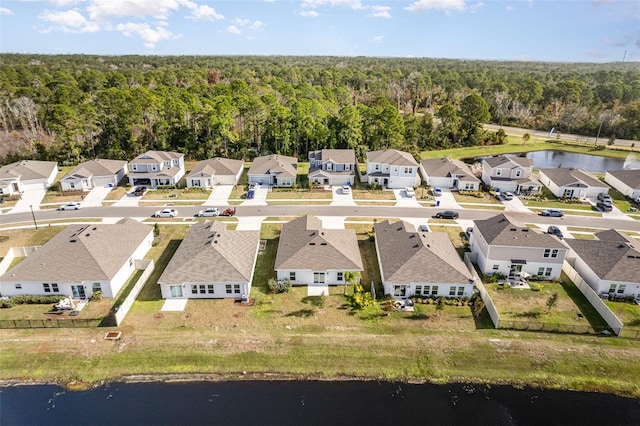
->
71, 285, 86, 299
170, 285, 183, 298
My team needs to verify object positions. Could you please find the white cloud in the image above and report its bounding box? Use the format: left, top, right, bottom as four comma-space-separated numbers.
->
372, 35, 384, 43
369, 6, 391, 18
405, 0, 466, 13
115, 22, 179, 48
230, 18, 264, 30
233, 18, 250, 26
250, 20, 264, 30
0, 7, 13, 15
468, 2, 484, 13
226, 25, 242, 35
38, 9, 100, 32
189, 5, 224, 21
302, 0, 363, 10
506, 5, 514, 12
49, 0, 86, 6
87, 0, 184, 21
299, 10, 319, 17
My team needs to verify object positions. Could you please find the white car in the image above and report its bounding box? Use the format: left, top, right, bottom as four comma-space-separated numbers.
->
405, 187, 415, 197
196, 208, 220, 217
57, 202, 82, 211
342, 185, 351, 194
152, 208, 178, 218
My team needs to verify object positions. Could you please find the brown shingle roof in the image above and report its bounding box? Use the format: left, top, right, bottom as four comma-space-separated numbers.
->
129, 150, 183, 164
275, 215, 363, 271
62, 159, 126, 180
539, 168, 604, 188
474, 214, 565, 248
607, 169, 640, 189
309, 149, 356, 165
247, 155, 297, 178
0, 218, 152, 283
374, 220, 472, 284
158, 221, 259, 284
0, 160, 57, 182
186, 158, 244, 179
420, 157, 479, 181
367, 149, 418, 167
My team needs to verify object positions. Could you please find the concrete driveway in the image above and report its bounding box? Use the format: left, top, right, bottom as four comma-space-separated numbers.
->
318, 216, 346, 229
432, 188, 461, 209
236, 216, 266, 230
393, 188, 421, 207
82, 186, 113, 207
331, 185, 356, 206
204, 185, 234, 206
502, 196, 531, 213
112, 191, 141, 207
10, 189, 47, 213
241, 185, 269, 206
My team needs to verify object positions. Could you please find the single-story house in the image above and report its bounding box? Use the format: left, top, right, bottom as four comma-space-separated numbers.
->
469, 214, 568, 279
374, 220, 474, 299
186, 158, 244, 188
419, 157, 480, 191
565, 229, 640, 299
0, 218, 153, 299
538, 168, 608, 199
0, 160, 58, 197
60, 159, 127, 192
158, 221, 260, 299
604, 169, 640, 201
247, 154, 297, 187
275, 215, 363, 286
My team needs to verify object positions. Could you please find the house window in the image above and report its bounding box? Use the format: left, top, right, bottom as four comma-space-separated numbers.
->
415, 285, 422, 295
192, 180, 200, 187
545, 268, 552, 277
191, 285, 198, 295
449, 286, 456, 296
131, 165, 137, 171
617, 285, 626, 294
543, 249, 558, 258
233, 284, 241, 294
313, 272, 325, 284
199, 285, 206, 294
93, 283, 102, 293
537, 267, 545, 276
375, 164, 379, 171
431, 286, 439, 296
207, 285, 215, 294
52, 283, 59, 292
458, 287, 465, 296
608, 284, 617, 294
515, 170, 522, 177
290, 272, 296, 281
423, 286, 430, 295
404, 167, 412, 174
43, 283, 50, 293
492, 265, 499, 271
43, 283, 59, 293
337, 272, 344, 281
15, 283, 22, 289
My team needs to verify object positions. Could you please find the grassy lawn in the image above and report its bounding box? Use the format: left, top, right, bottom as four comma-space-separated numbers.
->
103, 186, 128, 201
571, 234, 596, 240
605, 301, 640, 329
352, 189, 396, 200
142, 188, 210, 201
345, 223, 381, 296
0, 226, 65, 257
267, 189, 332, 199
41, 185, 85, 204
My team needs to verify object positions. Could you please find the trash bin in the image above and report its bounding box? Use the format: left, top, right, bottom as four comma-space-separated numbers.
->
436, 200, 440, 207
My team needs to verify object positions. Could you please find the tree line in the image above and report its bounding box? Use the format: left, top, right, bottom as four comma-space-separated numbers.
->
0, 54, 638, 164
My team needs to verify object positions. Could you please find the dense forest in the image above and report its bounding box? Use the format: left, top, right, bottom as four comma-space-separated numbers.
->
0, 55, 638, 164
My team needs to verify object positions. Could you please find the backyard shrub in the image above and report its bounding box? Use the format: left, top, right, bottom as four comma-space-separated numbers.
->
268, 278, 292, 294
529, 283, 544, 291
0, 295, 66, 308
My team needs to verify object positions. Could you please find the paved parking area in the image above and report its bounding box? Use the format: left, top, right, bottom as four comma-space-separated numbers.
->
112, 191, 141, 207
203, 185, 234, 206
241, 185, 269, 206
81, 186, 113, 207
10, 189, 47, 213
393, 188, 421, 207
330, 185, 356, 206
432, 188, 460, 209
502, 196, 531, 213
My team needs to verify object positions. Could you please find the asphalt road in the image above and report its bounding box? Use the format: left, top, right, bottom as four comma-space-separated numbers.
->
484, 124, 638, 148
4, 204, 640, 233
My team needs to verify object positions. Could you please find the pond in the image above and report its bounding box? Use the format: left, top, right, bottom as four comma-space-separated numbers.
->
470, 150, 640, 173
2, 381, 639, 426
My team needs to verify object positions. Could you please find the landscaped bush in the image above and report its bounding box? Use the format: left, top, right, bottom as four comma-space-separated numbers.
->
529, 283, 544, 291
268, 278, 292, 294
458, 190, 485, 198
0, 295, 66, 308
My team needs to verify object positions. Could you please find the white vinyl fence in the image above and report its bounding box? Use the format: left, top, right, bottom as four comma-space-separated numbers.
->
464, 252, 500, 328
0, 246, 40, 276
113, 259, 155, 326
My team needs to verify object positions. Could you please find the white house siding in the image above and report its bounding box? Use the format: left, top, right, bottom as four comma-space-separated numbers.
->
605, 172, 640, 199
387, 175, 419, 189
94, 175, 120, 187
211, 175, 238, 186
160, 281, 249, 299
276, 176, 295, 187
426, 176, 453, 188
61, 178, 91, 192
21, 180, 50, 191
248, 174, 273, 185
383, 282, 474, 299
187, 176, 213, 189
277, 269, 347, 286
0, 279, 110, 298
571, 255, 640, 297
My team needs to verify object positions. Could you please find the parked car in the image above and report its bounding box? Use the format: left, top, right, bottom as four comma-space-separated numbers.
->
342, 185, 351, 195
547, 225, 563, 239
434, 210, 459, 219
418, 224, 429, 232
246, 189, 255, 199
404, 187, 415, 198
464, 227, 473, 240
133, 186, 147, 196
596, 201, 613, 212
195, 208, 219, 217
597, 192, 612, 203
249, 182, 257, 190
433, 187, 443, 197
502, 191, 514, 201
57, 202, 82, 211
220, 208, 236, 216
152, 208, 178, 218
540, 209, 564, 217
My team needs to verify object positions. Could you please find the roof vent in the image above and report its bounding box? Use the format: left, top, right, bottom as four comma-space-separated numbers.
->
397, 226, 402, 231
208, 234, 214, 238
510, 228, 517, 231
92, 227, 97, 230
409, 234, 415, 238
310, 242, 316, 245
522, 229, 529, 232
213, 240, 218, 244
85, 234, 90, 237
413, 244, 419, 248
70, 239, 77, 243
321, 243, 327, 246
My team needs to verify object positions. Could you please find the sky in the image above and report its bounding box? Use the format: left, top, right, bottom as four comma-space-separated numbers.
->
0, 0, 638, 62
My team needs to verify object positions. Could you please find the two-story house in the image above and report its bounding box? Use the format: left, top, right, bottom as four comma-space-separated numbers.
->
128, 150, 185, 189
365, 149, 419, 189
374, 220, 474, 299
419, 157, 480, 191
481, 155, 541, 194
308, 149, 356, 186
470, 214, 568, 280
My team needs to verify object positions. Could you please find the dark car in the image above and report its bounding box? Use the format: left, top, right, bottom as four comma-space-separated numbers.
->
540, 209, 564, 217
597, 192, 612, 203
434, 210, 459, 219
547, 225, 563, 239
596, 201, 613, 212
246, 189, 255, 199
133, 186, 147, 196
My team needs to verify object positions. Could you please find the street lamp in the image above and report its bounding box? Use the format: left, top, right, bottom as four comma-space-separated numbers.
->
29, 204, 38, 230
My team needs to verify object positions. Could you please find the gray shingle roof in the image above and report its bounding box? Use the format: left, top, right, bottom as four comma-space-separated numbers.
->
420, 157, 479, 181
474, 214, 565, 248
566, 234, 640, 282
186, 158, 244, 179
594, 229, 633, 243
62, 159, 126, 180
374, 220, 472, 284
607, 169, 640, 189
0, 160, 57, 182
275, 215, 363, 271
158, 221, 259, 284
309, 149, 356, 165
247, 155, 297, 178
367, 149, 418, 167
0, 218, 152, 283
539, 168, 604, 188
484, 155, 533, 169
129, 150, 183, 164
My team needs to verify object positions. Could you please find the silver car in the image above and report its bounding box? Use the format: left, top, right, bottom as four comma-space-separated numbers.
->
57, 202, 82, 211
152, 208, 178, 218
196, 208, 220, 217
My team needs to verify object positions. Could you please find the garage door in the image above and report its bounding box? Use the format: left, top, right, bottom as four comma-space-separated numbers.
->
94, 176, 116, 187
21, 181, 47, 191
